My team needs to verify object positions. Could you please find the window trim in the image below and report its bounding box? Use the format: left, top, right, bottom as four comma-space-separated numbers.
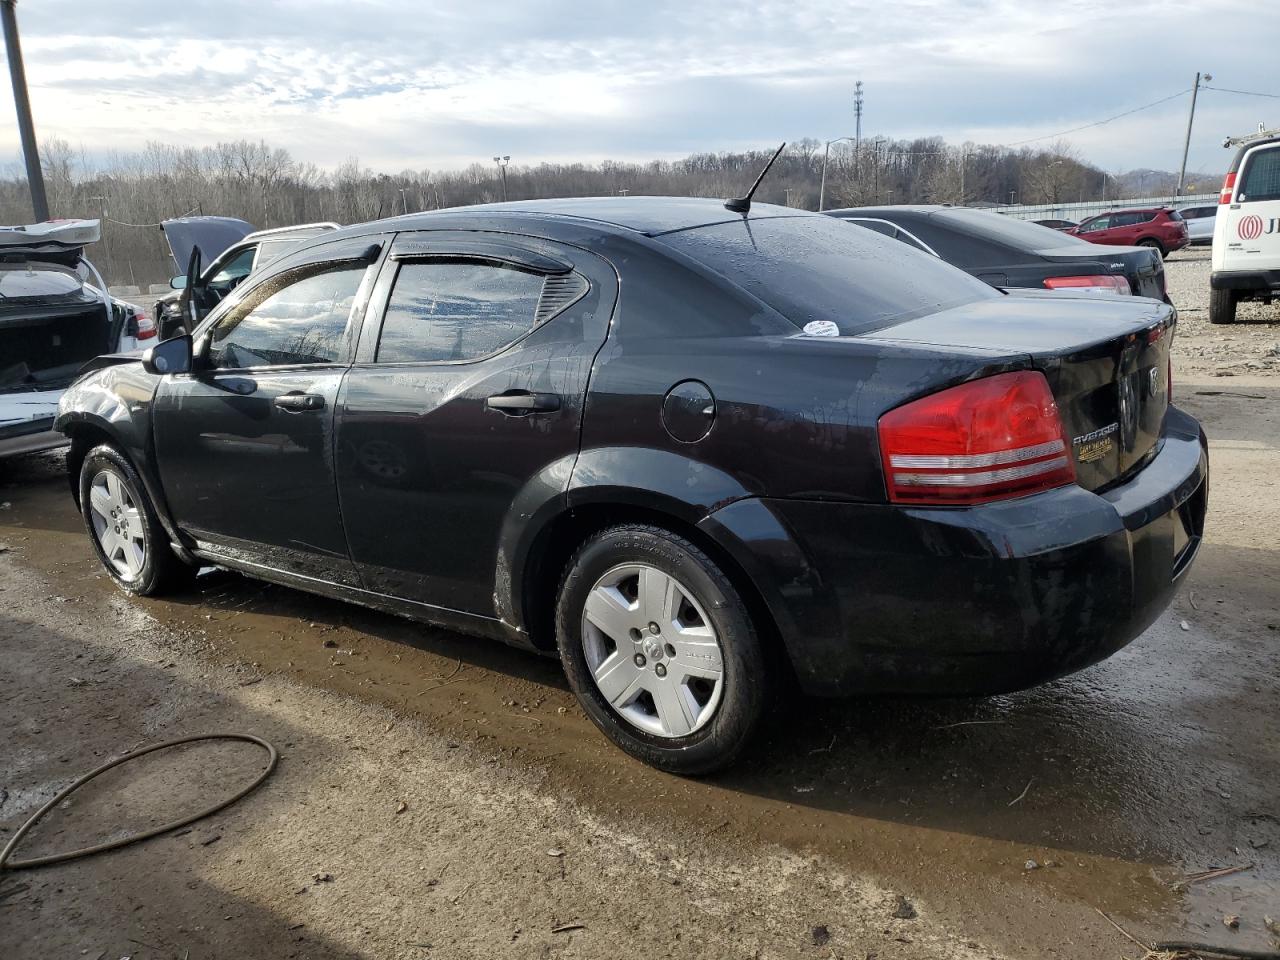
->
368, 254, 590, 369
843, 217, 940, 257
200, 257, 378, 373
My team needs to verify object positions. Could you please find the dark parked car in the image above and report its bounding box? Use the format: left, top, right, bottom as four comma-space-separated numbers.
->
1033, 218, 1078, 231
55, 198, 1207, 773
153, 218, 338, 339
828, 205, 1169, 300
1067, 207, 1189, 257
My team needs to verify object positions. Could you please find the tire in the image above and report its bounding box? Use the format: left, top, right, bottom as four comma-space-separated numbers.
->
1137, 237, 1165, 258
78, 444, 195, 596
1209, 287, 1238, 325
555, 524, 768, 775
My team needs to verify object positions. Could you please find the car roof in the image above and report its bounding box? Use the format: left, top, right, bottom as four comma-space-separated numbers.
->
361, 197, 812, 238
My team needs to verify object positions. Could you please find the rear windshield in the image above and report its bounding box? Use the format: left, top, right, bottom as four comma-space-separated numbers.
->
931, 209, 1093, 252
657, 215, 996, 335
1240, 146, 1280, 203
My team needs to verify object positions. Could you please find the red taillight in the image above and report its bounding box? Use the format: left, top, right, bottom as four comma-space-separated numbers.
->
1043, 274, 1132, 296
135, 311, 157, 340
878, 371, 1076, 506
1219, 171, 1237, 205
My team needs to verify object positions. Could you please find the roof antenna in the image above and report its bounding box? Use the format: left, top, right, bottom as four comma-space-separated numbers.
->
724, 141, 786, 214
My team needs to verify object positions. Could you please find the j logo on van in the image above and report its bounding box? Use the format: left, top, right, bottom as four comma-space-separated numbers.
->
1239, 215, 1264, 240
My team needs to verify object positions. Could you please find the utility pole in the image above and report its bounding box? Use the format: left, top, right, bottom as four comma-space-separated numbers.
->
398, 187, 409, 215
1, 0, 48, 221
853, 80, 863, 153
89, 194, 109, 268
1176, 71, 1211, 199
493, 155, 510, 202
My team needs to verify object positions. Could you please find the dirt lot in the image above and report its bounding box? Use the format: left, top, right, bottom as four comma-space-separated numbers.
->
2, 253, 1278, 960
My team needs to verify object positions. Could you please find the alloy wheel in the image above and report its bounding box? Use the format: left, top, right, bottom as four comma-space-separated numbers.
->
580, 562, 725, 738
88, 469, 146, 581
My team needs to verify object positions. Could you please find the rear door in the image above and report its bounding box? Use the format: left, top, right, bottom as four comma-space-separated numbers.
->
1217, 141, 1280, 267
336, 231, 616, 616
153, 235, 386, 584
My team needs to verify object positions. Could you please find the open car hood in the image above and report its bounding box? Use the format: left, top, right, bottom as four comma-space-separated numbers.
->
160, 216, 255, 273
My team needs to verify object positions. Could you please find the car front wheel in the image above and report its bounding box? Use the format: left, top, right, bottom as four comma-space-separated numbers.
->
555, 524, 768, 775
79, 443, 194, 596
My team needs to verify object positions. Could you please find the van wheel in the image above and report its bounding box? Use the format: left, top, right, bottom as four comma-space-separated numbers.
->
1138, 238, 1165, 258
555, 524, 768, 775
79, 444, 195, 596
1209, 287, 1237, 324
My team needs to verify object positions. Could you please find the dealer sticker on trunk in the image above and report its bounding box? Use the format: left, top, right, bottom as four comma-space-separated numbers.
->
1073, 422, 1118, 464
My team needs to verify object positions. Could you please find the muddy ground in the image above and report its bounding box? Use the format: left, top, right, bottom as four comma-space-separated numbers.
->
1, 254, 1278, 959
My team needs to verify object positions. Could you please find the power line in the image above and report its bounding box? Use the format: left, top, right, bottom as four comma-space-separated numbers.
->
1003, 88, 1192, 147
1203, 84, 1280, 100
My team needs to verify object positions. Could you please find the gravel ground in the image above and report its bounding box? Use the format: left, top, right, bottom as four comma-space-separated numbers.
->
1163, 246, 1280, 377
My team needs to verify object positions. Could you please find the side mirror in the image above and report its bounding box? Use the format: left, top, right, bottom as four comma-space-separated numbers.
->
141, 334, 193, 376
169, 275, 187, 290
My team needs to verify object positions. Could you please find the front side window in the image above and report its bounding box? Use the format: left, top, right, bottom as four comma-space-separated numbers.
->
207, 247, 255, 289
1080, 215, 1110, 232
1240, 147, 1280, 203
207, 263, 366, 369
376, 260, 546, 364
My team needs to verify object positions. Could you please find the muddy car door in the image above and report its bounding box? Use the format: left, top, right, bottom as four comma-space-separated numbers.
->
151, 236, 386, 584
336, 232, 616, 617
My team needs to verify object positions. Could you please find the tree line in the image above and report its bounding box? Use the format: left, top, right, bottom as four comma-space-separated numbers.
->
0, 135, 1144, 288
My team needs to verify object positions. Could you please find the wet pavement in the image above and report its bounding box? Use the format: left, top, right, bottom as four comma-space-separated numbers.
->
1, 377, 1277, 957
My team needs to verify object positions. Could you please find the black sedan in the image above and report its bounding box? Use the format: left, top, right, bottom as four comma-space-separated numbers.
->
55, 198, 1207, 773
828, 205, 1169, 301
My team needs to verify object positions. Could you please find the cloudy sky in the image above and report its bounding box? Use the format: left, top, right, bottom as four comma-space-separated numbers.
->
1, 0, 1276, 182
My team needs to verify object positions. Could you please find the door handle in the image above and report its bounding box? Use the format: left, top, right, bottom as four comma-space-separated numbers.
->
485, 391, 561, 415
274, 393, 325, 412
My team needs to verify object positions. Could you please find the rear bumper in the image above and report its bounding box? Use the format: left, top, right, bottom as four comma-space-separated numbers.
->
1211, 269, 1280, 294
701, 407, 1208, 697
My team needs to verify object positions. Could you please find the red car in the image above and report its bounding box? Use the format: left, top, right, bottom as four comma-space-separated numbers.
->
1067, 208, 1189, 258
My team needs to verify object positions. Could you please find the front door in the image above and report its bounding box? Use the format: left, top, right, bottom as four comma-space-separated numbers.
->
153, 237, 385, 585
336, 231, 616, 617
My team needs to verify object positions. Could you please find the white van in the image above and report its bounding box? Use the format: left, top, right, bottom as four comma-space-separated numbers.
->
1210, 128, 1280, 323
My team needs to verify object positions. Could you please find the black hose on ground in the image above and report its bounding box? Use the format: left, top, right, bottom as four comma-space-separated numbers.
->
0, 733, 278, 870
1155, 943, 1280, 959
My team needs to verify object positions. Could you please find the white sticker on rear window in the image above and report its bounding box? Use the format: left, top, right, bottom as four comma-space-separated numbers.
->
802, 320, 840, 337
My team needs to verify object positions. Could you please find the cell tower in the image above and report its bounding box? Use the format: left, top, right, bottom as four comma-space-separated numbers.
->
854, 80, 864, 152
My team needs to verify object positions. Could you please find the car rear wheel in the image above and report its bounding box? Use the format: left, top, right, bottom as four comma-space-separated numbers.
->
79, 444, 195, 596
1209, 287, 1238, 324
1137, 237, 1165, 258
555, 524, 768, 775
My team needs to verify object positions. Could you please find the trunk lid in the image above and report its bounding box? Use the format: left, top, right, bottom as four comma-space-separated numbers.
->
1041, 243, 1167, 300
863, 295, 1174, 491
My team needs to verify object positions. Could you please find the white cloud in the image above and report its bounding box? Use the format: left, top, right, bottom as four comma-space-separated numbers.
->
0, 0, 1275, 175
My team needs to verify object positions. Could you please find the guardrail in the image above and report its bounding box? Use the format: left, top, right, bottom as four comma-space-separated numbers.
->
994, 194, 1218, 221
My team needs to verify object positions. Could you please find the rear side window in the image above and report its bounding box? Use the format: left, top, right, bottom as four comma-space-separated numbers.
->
1240, 147, 1280, 203
931, 209, 1089, 253
208, 263, 366, 369
377, 260, 546, 363
660, 215, 995, 336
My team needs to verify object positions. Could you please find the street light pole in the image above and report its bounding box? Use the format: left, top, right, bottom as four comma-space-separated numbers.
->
1176, 71, 1211, 199
818, 136, 855, 211
492, 155, 510, 202
1, 0, 48, 221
